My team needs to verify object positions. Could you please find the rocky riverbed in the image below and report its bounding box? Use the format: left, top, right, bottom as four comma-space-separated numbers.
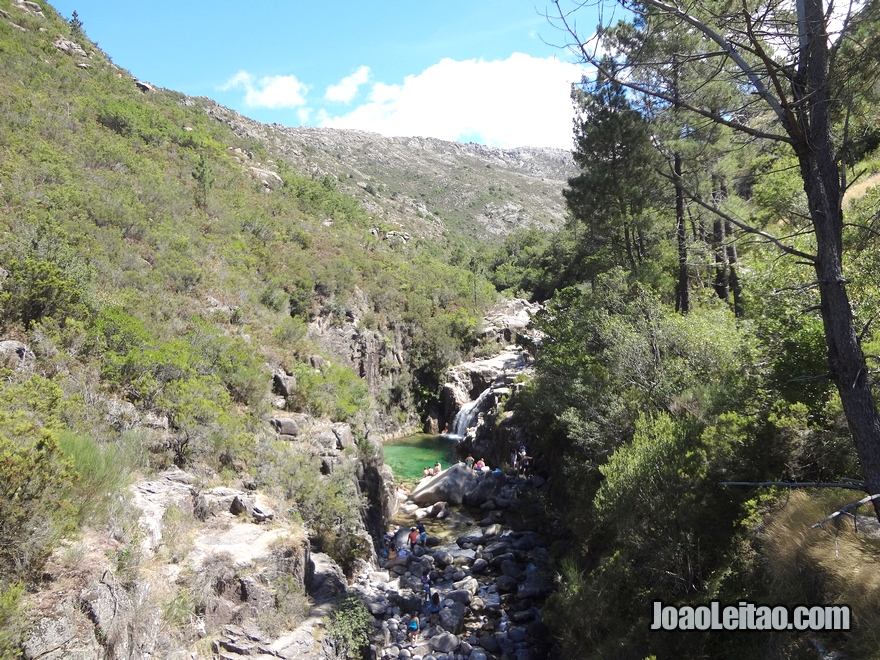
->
355, 467, 554, 660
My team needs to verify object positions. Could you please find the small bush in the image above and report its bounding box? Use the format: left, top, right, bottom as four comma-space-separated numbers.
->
256, 574, 310, 637
0, 257, 88, 330
327, 594, 371, 659
289, 362, 368, 422
0, 581, 25, 659
274, 317, 307, 345
0, 377, 78, 582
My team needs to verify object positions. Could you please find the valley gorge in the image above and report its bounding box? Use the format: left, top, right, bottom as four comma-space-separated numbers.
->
5, 0, 880, 657
18, 299, 551, 660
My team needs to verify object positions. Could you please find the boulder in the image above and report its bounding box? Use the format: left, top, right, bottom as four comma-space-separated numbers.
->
496, 575, 518, 593
0, 340, 35, 371
308, 552, 346, 604
238, 576, 273, 610
410, 464, 479, 506
431, 631, 461, 653
249, 166, 284, 189
22, 606, 101, 660
445, 589, 472, 605
463, 470, 507, 507
313, 429, 339, 450
272, 370, 296, 397
429, 501, 449, 518
511, 532, 540, 551
432, 550, 453, 568
103, 397, 140, 431
478, 634, 501, 654
270, 417, 299, 436
512, 609, 536, 624
332, 423, 354, 449
438, 602, 466, 635
456, 530, 486, 547
452, 576, 479, 595
194, 488, 251, 520
500, 560, 522, 580
251, 502, 274, 522
52, 35, 86, 56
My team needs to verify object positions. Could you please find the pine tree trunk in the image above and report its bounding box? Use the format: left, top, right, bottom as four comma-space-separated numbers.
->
712, 217, 729, 301
797, 0, 880, 514
674, 153, 689, 313
724, 219, 743, 318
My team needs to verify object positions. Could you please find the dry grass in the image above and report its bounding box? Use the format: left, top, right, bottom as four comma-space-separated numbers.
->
843, 172, 880, 208
762, 490, 880, 657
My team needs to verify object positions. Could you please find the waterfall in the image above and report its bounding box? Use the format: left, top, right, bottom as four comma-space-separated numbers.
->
446, 387, 494, 440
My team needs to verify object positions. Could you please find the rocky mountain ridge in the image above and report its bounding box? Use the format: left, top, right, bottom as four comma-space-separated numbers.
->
196, 100, 576, 241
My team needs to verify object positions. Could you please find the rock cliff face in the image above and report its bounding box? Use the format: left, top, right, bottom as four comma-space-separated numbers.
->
298, 290, 419, 439
439, 299, 541, 464
23, 466, 311, 659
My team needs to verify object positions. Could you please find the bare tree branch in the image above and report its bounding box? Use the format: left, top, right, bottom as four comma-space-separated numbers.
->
720, 481, 867, 491
812, 493, 880, 528
654, 168, 818, 261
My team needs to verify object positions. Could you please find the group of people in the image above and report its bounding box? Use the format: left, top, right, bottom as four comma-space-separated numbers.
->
407, 589, 441, 644
464, 446, 532, 474
407, 522, 427, 551
464, 455, 487, 471
392, 444, 541, 648
422, 461, 442, 478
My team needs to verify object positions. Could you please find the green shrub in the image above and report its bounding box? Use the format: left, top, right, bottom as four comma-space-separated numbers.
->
0, 426, 76, 581
162, 586, 196, 629
257, 573, 310, 637
327, 594, 371, 659
0, 581, 25, 660
92, 306, 150, 356
0, 257, 88, 329
274, 316, 307, 345
289, 362, 368, 422
254, 441, 365, 571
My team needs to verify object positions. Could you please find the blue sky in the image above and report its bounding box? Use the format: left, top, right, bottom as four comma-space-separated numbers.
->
49, 1, 591, 149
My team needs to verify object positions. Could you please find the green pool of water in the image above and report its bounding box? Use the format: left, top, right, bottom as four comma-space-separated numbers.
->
382, 433, 459, 485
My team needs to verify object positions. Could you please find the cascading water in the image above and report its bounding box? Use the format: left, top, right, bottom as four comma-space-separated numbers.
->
445, 387, 494, 440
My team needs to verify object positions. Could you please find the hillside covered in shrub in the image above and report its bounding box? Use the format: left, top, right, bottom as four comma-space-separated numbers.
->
0, 1, 504, 652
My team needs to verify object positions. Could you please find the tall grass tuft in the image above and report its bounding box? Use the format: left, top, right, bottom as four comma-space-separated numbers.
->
57, 430, 130, 526
762, 489, 880, 656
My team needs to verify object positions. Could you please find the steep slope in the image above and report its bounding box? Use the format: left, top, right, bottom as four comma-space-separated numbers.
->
199, 101, 575, 242
0, 1, 581, 656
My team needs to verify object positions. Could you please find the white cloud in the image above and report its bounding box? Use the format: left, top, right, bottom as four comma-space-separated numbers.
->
317, 53, 587, 149
325, 65, 371, 103
222, 71, 309, 109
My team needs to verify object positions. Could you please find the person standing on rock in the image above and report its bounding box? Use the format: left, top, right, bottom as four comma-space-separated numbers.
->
429, 592, 441, 625
407, 614, 420, 644
408, 527, 419, 552
466, 455, 475, 469
422, 572, 432, 601
417, 521, 427, 545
